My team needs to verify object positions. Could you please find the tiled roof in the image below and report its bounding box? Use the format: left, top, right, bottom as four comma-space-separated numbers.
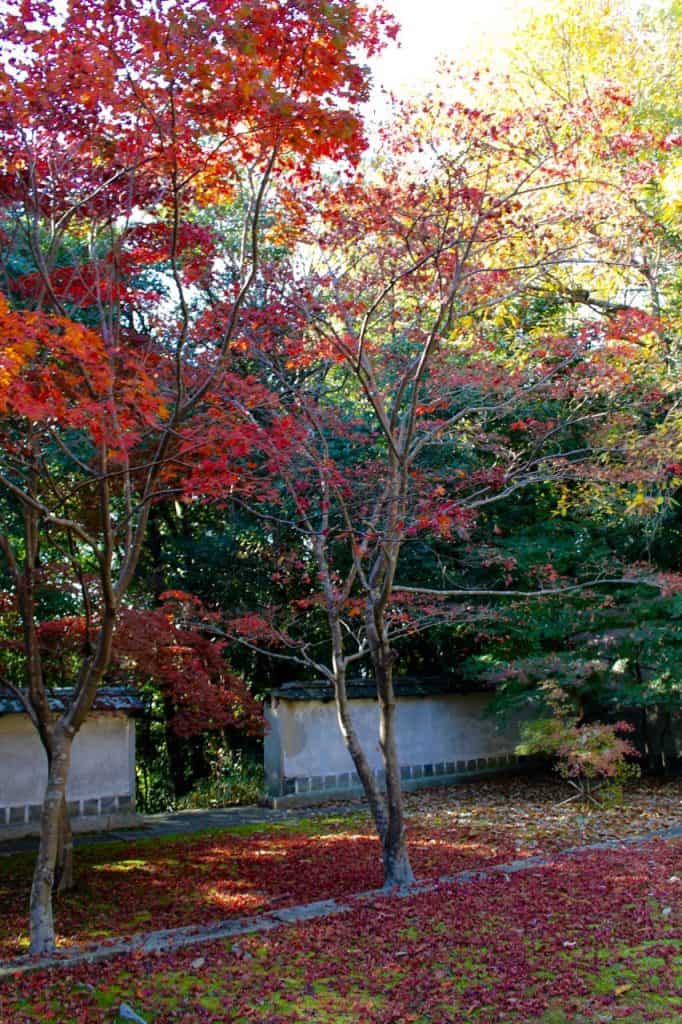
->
270, 675, 492, 702
0, 686, 144, 717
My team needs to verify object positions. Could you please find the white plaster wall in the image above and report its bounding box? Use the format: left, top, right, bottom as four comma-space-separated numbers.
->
268, 693, 521, 779
0, 713, 135, 807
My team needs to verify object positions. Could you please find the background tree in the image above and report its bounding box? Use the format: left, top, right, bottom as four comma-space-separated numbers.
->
449, 0, 682, 751
0, 0, 391, 953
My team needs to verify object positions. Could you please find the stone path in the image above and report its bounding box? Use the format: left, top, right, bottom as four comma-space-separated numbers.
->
0, 800, 364, 856
2, 823, 681, 979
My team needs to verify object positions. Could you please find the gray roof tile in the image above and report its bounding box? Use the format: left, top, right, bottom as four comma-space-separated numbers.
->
0, 686, 144, 717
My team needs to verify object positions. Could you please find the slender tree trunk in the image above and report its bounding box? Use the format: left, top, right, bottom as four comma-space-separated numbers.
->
366, 582, 414, 888
377, 672, 413, 887
332, 668, 388, 841
29, 728, 73, 954
40, 743, 74, 894
373, 648, 414, 887
314, 528, 413, 887
54, 795, 74, 893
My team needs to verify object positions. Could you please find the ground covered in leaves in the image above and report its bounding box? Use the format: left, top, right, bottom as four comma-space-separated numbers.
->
1, 836, 680, 1022
0, 776, 680, 962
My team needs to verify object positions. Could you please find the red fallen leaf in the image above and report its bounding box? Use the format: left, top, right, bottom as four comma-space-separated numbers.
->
1, 778, 680, 966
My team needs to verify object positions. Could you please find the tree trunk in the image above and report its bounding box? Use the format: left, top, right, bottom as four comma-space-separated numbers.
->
334, 676, 414, 885
38, 747, 74, 894
376, 662, 414, 888
29, 728, 72, 954
381, 829, 414, 888
315, 530, 413, 888
332, 670, 388, 840
366, 600, 415, 889
54, 795, 74, 893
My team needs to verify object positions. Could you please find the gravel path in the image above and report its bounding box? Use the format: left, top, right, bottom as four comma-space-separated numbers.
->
0, 799, 365, 856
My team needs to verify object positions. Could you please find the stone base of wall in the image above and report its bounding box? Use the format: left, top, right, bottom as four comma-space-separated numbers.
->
0, 794, 140, 840
266, 754, 523, 808
0, 812, 144, 842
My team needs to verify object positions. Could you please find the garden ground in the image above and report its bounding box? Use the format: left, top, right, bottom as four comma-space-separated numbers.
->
1, 776, 680, 1022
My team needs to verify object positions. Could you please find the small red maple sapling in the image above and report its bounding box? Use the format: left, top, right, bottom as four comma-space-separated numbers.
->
516, 683, 641, 804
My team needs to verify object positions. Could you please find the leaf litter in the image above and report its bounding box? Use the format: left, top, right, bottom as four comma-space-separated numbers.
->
0, 775, 679, 965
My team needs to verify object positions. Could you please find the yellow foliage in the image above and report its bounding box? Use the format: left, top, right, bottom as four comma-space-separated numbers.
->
660, 155, 682, 222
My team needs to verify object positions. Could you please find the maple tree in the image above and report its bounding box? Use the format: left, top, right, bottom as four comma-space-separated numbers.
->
442, 0, 682, 756
202, 77, 678, 886
31, 593, 263, 739
515, 681, 641, 803
499, 0, 682, 357
0, 0, 392, 954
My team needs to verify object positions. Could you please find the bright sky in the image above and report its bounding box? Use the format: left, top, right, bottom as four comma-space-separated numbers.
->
369, 0, 534, 96
369, 0, 664, 97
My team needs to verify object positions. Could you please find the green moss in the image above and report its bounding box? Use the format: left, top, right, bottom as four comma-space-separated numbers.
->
198, 994, 222, 1011
94, 985, 124, 1008
92, 858, 150, 873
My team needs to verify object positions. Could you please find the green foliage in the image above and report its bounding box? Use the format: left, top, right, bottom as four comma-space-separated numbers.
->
175, 748, 265, 810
